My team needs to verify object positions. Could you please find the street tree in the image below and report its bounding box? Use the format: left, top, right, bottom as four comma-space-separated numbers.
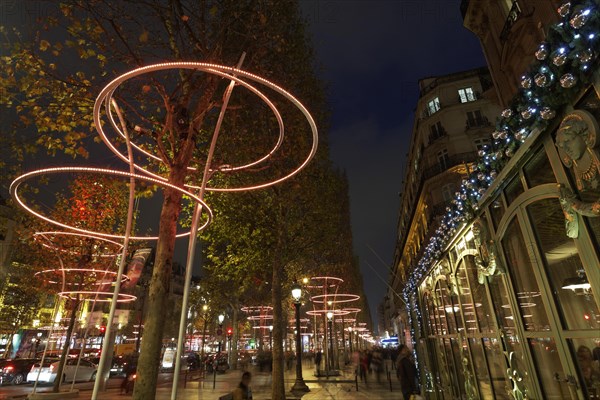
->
1, 2, 327, 398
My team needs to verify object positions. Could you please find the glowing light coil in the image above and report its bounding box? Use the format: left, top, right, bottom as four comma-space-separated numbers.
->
93, 62, 318, 192
10, 167, 213, 240
306, 309, 351, 316
33, 232, 123, 258
241, 306, 273, 313
341, 308, 361, 314
35, 268, 128, 286
310, 293, 360, 304
305, 276, 343, 290
247, 315, 273, 321
57, 291, 136, 302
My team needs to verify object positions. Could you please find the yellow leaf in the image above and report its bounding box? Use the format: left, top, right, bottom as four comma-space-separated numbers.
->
39, 40, 50, 51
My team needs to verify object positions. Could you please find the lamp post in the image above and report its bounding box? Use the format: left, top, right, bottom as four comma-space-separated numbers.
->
326, 311, 334, 371
269, 325, 273, 350
217, 313, 225, 353
348, 326, 353, 354
200, 305, 208, 363
291, 282, 309, 392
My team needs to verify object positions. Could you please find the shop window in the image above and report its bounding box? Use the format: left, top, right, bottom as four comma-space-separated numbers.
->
523, 149, 555, 187
463, 256, 494, 333
489, 196, 505, 231
458, 87, 476, 103
504, 174, 524, 204
527, 198, 599, 331
469, 338, 493, 399
501, 218, 550, 331
528, 338, 572, 399
569, 338, 600, 398
482, 337, 512, 400
488, 278, 516, 334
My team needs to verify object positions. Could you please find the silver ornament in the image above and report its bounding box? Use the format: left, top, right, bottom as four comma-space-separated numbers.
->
535, 44, 548, 61
460, 193, 467, 200
560, 73, 577, 88
501, 108, 513, 118
495, 151, 504, 159
478, 188, 487, 195
477, 172, 485, 181
540, 107, 556, 120
515, 131, 527, 142
521, 108, 534, 120
478, 149, 486, 157
499, 130, 508, 140
490, 170, 498, 179
577, 49, 593, 64
521, 76, 532, 89
558, 2, 571, 18
492, 130, 501, 139
553, 51, 568, 66
534, 73, 549, 87
505, 148, 514, 158
570, 6, 591, 29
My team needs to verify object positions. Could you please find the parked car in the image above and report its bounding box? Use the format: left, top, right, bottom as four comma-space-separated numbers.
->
0, 359, 38, 385
27, 358, 97, 383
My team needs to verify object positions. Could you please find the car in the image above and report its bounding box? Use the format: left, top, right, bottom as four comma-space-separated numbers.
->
0, 359, 38, 385
27, 358, 98, 383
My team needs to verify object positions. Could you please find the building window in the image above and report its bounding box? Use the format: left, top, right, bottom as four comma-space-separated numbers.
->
437, 149, 449, 170
458, 87, 476, 103
427, 97, 441, 115
429, 121, 446, 142
466, 110, 487, 128
441, 183, 454, 203
474, 138, 490, 151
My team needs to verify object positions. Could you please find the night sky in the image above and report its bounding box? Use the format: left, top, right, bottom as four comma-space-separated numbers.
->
299, 1, 485, 324
1, 1, 486, 330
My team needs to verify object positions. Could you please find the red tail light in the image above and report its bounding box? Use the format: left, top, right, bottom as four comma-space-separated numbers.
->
3, 366, 14, 373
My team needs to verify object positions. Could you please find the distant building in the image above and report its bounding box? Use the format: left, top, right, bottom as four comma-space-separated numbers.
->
383, 67, 501, 339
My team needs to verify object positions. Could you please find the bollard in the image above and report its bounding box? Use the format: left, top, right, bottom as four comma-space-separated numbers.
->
355, 370, 359, 392
213, 366, 217, 389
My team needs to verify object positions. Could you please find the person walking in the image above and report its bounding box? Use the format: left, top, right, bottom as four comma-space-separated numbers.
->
232, 371, 253, 400
396, 345, 419, 399
315, 350, 322, 376
359, 351, 369, 385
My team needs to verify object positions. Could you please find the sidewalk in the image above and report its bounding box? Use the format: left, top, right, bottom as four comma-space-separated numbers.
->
88, 364, 406, 400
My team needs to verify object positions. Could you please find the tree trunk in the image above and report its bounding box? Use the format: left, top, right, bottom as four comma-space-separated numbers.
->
271, 264, 286, 399
133, 170, 185, 400
53, 299, 79, 392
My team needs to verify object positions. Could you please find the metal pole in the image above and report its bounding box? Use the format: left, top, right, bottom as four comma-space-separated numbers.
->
291, 302, 309, 392
171, 53, 245, 400
91, 100, 137, 400
328, 319, 334, 371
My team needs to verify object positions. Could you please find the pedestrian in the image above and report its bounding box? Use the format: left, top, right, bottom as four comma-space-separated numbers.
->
232, 371, 253, 400
359, 351, 369, 384
315, 350, 322, 375
396, 345, 419, 399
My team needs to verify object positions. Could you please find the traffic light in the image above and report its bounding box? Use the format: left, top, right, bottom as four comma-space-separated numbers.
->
226, 327, 233, 337
99, 326, 106, 335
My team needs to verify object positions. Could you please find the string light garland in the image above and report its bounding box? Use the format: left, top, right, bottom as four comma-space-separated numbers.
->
402, 0, 600, 302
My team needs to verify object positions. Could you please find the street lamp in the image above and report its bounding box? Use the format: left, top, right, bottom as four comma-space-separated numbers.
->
269, 325, 273, 349
326, 311, 334, 371
217, 314, 225, 353
291, 282, 309, 392
348, 326, 353, 353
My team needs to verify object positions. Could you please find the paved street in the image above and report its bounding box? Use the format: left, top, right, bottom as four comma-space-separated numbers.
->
0, 364, 408, 400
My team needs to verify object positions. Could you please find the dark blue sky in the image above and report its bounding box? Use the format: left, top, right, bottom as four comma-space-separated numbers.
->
299, 1, 485, 323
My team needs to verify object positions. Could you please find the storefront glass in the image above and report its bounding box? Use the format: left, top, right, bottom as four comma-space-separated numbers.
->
527, 198, 600, 331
